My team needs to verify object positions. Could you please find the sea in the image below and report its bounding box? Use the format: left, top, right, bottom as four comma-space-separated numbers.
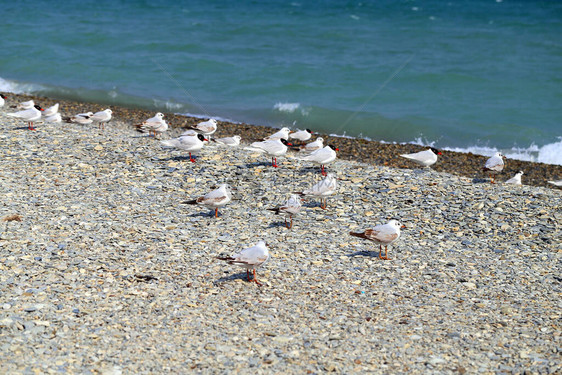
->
1, 0, 561, 165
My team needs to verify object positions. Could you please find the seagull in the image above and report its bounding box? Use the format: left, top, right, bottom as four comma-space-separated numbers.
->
400, 148, 442, 168
483, 152, 505, 183
134, 112, 168, 138
7, 104, 44, 130
297, 137, 324, 153
187, 119, 217, 139
244, 138, 291, 167
43, 103, 59, 117
289, 128, 313, 143
65, 112, 94, 125
0, 93, 6, 108
216, 240, 269, 286
298, 144, 339, 176
15, 99, 34, 110
505, 171, 523, 185
213, 135, 241, 147
264, 127, 291, 141
294, 173, 337, 209
161, 133, 207, 162
90, 109, 112, 130
267, 194, 302, 229
44, 112, 62, 123
183, 184, 233, 218
547, 180, 562, 187
349, 220, 404, 260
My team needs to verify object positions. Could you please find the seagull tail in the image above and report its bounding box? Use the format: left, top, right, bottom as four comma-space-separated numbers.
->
161, 139, 180, 148
181, 199, 198, 205
349, 231, 368, 239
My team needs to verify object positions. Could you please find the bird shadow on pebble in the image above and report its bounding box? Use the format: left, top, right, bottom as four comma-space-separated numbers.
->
472, 178, 490, 184
266, 221, 288, 229
347, 250, 380, 258
215, 272, 250, 285
243, 161, 274, 168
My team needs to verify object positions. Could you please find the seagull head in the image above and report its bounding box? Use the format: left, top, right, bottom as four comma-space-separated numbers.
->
281, 138, 292, 146
430, 147, 442, 155
328, 144, 339, 151
34, 105, 44, 111
0, 94, 6, 99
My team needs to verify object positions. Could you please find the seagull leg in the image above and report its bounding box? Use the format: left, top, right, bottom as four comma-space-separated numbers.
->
321, 165, 326, 176
378, 245, 383, 260
320, 199, 327, 210
382, 246, 392, 260
246, 269, 250, 282
189, 152, 196, 163
271, 157, 278, 168
215, 208, 218, 218
253, 269, 262, 286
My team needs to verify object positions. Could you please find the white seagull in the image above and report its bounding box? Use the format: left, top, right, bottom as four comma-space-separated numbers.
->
7, 104, 44, 130
187, 118, 217, 138
183, 184, 233, 218
349, 219, 404, 260
267, 194, 303, 229
244, 138, 291, 167
400, 148, 442, 168
43, 103, 59, 117
134, 112, 168, 138
15, 99, 34, 110
289, 128, 313, 142
298, 137, 324, 153
65, 112, 94, 125
0, 93, 7, 108
44, 112, 62, 123
213, 135, 241, 147
298, 144, 339, 176
547, 180, 562, 187
161, 133, 207, 162
505, 171, 523, 185
264, 127, 291, 141
294, 173, 337, 209
483, 152, 505, 183
217, 240, 269, 286
90, 109, 112, 130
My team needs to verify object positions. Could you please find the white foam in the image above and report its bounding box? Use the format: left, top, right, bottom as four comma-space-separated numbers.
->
273, 102, 301, 113
0, 76, 45, 94
442, 138, 562, 166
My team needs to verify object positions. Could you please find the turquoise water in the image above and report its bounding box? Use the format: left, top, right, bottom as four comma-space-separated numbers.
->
1, 0, 561, 164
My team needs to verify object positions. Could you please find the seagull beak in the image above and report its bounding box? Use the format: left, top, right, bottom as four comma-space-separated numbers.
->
335, 148, 340, 151
401, 225, 406, 229
438, 152, 442, 155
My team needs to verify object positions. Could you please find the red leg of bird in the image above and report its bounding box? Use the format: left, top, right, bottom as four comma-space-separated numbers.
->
378, 245, 383, 259
189, 152, 196, 163
271, 157, 278, 168
253, 269, 262, 286
246, 270, 250, 282
321, 199, 327, 210
215, 208, 218, 218
382, 246, 392, 260
321, 165, 326, 176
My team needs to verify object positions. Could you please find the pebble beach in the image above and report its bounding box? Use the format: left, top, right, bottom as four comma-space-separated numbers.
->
0, 95, 561, 374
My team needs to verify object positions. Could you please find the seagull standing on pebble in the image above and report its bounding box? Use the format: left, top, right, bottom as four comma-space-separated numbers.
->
0, 93, 6, 108
244, 138, 291, 167
134, 112, 168, 138
289, 128, 313, 143
483, 152, 505, 184
7, 104, 44, 130
43, 103, 59, 117
213, 135, 241, 147
187, 118, 217, 140
183, 184, 233, 218
297, 137, 324, 153
349, 220, 404, 260
90, 109, 112, 130
216, 240, 269, 286
298, 144, 339, 176
161, 133, 207, 162
267, 194, 302, 229
14, 99, 34, 110
294, 173, 337, 209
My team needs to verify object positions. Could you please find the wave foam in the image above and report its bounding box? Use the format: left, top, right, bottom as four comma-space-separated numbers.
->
441, 138, 562, 166
273, 102, 301, 113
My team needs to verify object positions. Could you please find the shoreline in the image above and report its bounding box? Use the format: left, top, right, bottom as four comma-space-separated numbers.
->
2, 92, 561, 187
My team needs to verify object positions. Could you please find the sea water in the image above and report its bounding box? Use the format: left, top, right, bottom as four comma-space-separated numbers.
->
1, 0, 560, 164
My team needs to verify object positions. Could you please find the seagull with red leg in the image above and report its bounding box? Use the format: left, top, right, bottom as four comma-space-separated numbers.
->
267, 194, 302, 229
350, 220, 404, 260
182, 184, 233, 218
483, 152, 505, 184
216, 240, 269, 286
161, 133, 207, 163
7, 104, 44, 130
244, 138, 291, 167
298, 144, 338, 176
294, 173, 337, 210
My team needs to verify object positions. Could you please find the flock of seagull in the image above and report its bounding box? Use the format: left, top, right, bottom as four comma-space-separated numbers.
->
1, 94, 560, 285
